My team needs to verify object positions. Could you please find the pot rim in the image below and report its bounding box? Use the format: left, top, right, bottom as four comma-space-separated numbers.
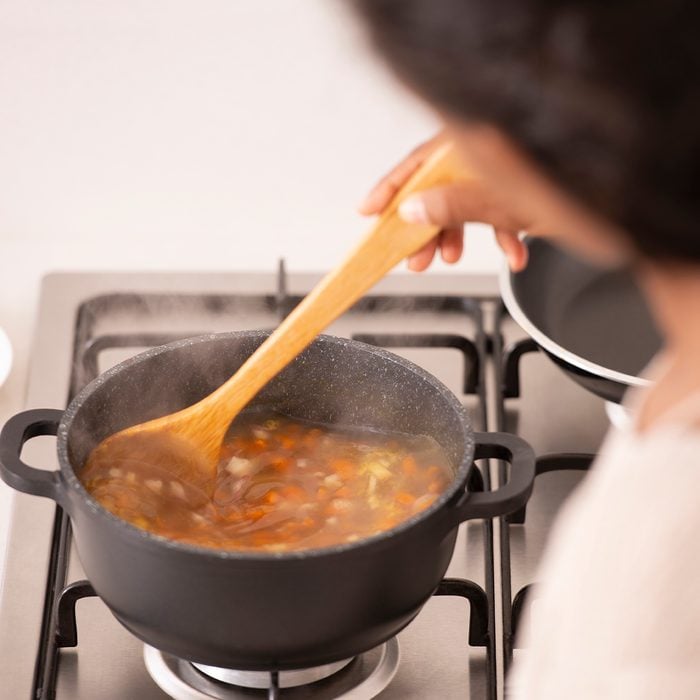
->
57, 331, 475, 561
499, 256, 650, 389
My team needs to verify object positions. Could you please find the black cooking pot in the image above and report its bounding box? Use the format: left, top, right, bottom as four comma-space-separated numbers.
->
0, 332, 533, 670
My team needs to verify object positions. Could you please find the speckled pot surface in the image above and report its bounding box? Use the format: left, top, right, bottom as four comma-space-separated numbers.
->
0, 332, 534, 669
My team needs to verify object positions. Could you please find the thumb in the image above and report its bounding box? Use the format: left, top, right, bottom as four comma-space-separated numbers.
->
398, 184, 488, 229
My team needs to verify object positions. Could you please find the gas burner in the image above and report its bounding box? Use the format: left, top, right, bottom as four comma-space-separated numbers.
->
193, 657, 354, 689
144, 639, 400, 699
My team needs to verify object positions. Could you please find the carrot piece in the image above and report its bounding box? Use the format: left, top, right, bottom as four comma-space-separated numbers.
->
395, 491, 415, 506
244, 438, 268, 456
263, 490, 281, 505
280, 485, 305, 501
401, 456, 418, 476
270, 457, 291, 474
331, 458, 354, 480
280, 436, 295, 450
131, 516, 151, 531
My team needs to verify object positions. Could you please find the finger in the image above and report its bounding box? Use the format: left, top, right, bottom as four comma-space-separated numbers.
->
494, 229, 529, 271
399, 183, 522, 232
439, 228, 464, 264
407, 237, 439, 272
358, 135, 443, 215
398, 184, 485, 229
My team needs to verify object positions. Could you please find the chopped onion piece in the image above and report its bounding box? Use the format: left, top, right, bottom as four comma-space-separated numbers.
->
145, 479, 163, 494
226, 456, 256, 477
323, 474, 342, 490
169, 481, 187, 499
191, 512, 207, 525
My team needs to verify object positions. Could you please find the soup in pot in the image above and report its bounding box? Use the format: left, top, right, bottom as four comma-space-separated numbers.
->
80, 410, 454, 552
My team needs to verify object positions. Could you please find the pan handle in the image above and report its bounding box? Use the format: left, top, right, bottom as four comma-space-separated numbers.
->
0, 409, 69, 510
449, 432, 535, 523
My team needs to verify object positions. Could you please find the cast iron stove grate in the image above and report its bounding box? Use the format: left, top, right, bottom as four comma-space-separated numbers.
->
30, 266, 501, 700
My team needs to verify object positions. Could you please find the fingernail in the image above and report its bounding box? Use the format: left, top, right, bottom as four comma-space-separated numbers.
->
398, 196, 428, 224
508, 250, 525, 272
443, 250, 459, 264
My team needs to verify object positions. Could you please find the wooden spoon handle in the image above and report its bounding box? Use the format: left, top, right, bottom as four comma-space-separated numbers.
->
206, 142, 469, 422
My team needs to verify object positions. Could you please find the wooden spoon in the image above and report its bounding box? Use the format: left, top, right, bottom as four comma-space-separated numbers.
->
85, 142, 469, 489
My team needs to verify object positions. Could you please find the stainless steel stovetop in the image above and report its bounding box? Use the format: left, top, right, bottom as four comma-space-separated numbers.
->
0, 269, 610, 699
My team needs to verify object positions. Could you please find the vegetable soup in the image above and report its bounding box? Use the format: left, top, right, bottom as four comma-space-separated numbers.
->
81, 410, 454, 552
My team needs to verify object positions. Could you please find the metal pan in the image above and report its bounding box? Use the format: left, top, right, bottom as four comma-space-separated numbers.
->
500, 238, 662, 403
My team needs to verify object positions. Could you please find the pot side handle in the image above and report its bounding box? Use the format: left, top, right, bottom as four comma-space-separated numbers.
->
0, 409, 68, 509
451, 432, 535, 522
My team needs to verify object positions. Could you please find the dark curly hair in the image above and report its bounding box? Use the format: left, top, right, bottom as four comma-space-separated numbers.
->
353, 0, 700, 262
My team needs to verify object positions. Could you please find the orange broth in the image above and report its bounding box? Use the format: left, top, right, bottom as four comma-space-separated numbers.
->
81, 411, 454, 552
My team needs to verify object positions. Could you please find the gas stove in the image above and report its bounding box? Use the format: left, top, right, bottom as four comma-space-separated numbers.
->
0, 267, 610, 699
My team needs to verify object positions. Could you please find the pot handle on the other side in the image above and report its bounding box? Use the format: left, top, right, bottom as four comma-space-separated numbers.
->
451, 432, 535, 522
0, 409, 68, 509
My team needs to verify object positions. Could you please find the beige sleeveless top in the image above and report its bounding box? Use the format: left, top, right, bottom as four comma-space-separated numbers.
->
508, 374, 700, 699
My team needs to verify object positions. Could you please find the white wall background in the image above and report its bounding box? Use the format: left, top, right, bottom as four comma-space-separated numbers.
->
0, 0, 501, 571
0, 0, 501, 273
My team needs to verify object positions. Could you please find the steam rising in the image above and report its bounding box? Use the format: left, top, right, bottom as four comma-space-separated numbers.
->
67, 277, 474, 478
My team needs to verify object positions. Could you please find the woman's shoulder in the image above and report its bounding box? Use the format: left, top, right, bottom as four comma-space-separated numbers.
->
601, 417, 700, 477
627, 354, 700, 435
